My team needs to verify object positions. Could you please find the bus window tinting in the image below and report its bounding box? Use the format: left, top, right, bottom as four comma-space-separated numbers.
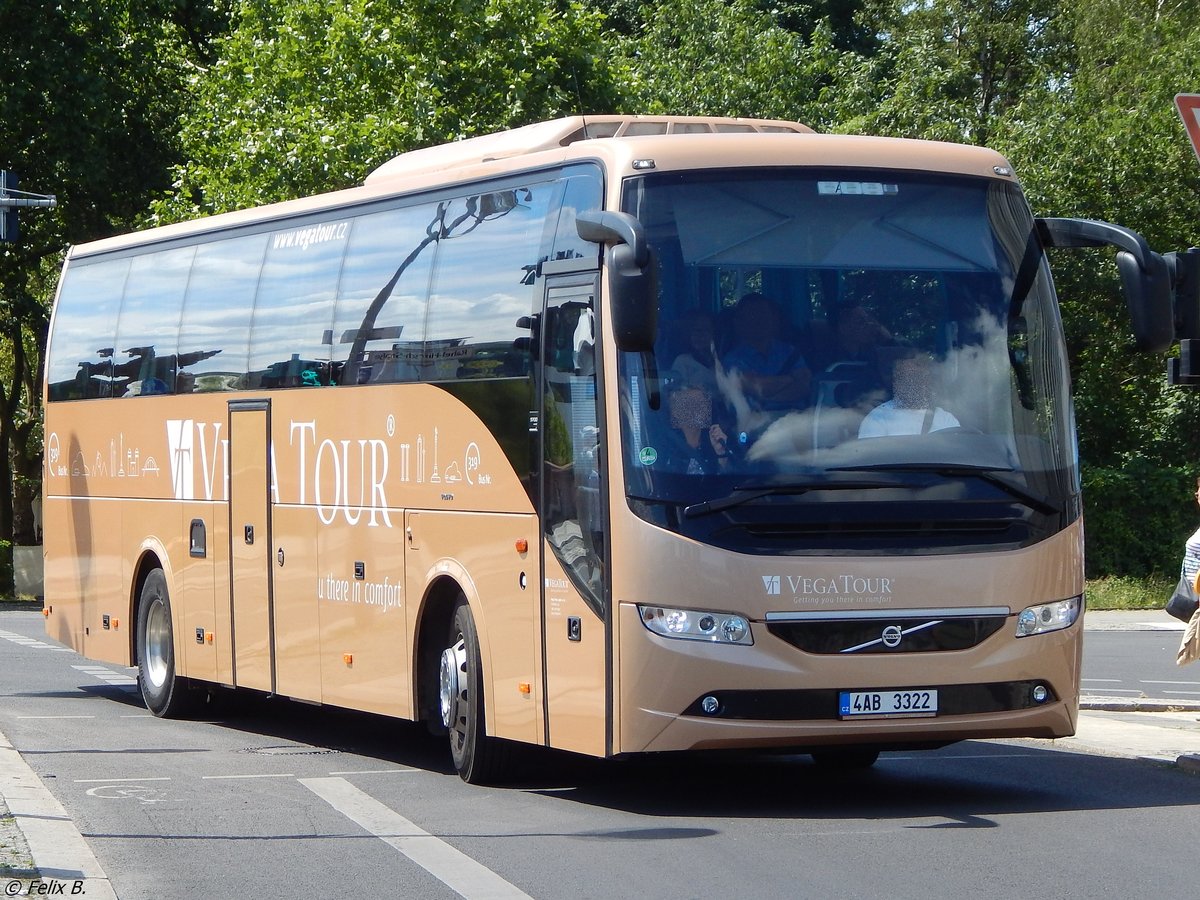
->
246, 221, 347, 389
113, 246, 194, 397
49, 170, 586, 399
179, 234, 269, 392
424, 189, 552, 381
47, 257, 130, 400
332, 202, 438, 386
619, 170, 1076, 553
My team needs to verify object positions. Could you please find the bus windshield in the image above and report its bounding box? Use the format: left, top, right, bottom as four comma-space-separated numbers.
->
618, 169, 1077, 554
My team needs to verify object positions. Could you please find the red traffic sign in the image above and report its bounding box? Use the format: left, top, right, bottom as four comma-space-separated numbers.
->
1177, 94, 1200, 165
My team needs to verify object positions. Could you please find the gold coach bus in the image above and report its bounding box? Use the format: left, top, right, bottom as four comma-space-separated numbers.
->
42, 115, 1175, 782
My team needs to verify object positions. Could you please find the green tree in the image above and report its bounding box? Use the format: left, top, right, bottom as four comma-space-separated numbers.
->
158, 0, 624, 217
0, 1, 225, 572
833, 0, 1060, 145
611, 0, 848, 129
992, 0, 1200, 470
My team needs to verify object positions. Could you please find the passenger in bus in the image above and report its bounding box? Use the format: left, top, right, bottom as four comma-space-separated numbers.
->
669, 310, 718, 392
720, 293, 811, 411
660, 383, 733, 475
858, 353, 959, 437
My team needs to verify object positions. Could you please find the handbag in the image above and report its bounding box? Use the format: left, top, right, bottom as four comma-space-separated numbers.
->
1166, 573, 1200, 623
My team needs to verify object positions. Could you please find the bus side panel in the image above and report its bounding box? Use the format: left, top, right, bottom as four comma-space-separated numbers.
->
317, 514, 408, 716
270, 505, 322, 703
41, 496, 93, 655
177, 503, 225, 685
541, 548, 607, 757
405, 510, 539, 744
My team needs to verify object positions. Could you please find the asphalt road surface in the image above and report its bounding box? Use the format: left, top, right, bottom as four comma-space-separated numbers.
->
2, 608, 1199, 900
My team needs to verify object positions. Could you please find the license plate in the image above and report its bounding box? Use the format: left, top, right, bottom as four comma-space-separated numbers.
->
839, 689, 938, 718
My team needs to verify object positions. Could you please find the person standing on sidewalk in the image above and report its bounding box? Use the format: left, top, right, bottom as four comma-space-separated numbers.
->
1178, 478, 1200, 666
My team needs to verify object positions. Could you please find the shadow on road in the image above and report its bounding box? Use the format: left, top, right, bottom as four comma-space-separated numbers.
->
124, 690, 1200, 822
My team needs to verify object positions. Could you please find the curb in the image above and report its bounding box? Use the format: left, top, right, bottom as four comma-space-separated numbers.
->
1080, 696, 1200, 713
0, 730, 116, 899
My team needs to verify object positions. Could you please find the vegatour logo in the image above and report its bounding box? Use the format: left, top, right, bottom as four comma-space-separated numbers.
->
764, 574, 895, 605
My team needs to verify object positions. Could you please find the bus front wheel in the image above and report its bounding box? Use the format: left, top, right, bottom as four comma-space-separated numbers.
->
440, 599, 508, 784
136, 569, 193, 718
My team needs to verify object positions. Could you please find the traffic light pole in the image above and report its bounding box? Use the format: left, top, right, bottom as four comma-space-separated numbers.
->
0, 170, 57, 242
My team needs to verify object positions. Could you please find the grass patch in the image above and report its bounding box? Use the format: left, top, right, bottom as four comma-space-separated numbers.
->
1085, 574, 1176, 610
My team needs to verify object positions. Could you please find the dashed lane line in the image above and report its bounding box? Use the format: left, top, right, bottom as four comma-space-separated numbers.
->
71, 664, 138, 688
0, 628, 74, 651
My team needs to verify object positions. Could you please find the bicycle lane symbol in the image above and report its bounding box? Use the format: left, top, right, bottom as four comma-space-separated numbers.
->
84, 784, 174, 803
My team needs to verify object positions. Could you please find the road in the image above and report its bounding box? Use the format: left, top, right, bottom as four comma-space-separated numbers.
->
2, 606, 1199, 900
1082, 629, 1200, 703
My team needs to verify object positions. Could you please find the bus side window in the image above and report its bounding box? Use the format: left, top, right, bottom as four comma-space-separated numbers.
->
178, 234, 268, 393
245, 221, 343, 388
46, 258, 128, 401
113, 247, 193, 397
331, 203, 435, 386
424, 187, 550, 384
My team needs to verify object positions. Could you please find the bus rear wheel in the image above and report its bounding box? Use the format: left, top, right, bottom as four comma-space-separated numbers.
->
136, 569, 194, 718
440, 599, 509, 784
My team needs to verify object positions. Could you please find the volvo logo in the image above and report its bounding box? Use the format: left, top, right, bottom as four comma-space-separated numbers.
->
881, 625, 903, 648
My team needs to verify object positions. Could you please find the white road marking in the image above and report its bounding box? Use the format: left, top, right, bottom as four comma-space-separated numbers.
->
75, 777, 171, 783
1139, 680, 1200, 686
327, 768, 418, 776
301, 776, 533, 900
17, 715, 95, 720
201, 773, 295, 779
0, 629, 74, 651
71, 663, 138, 686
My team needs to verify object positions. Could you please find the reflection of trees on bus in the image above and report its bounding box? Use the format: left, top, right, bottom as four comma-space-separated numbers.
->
344, 190, 531, 386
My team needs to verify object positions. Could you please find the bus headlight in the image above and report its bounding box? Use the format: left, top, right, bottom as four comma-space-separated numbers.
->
639, 605, 754, 645
1015, 596, 1081, 637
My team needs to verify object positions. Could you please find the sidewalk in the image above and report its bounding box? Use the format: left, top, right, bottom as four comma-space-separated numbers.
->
0, 731, 116, 898
1067, 608, 1200, 773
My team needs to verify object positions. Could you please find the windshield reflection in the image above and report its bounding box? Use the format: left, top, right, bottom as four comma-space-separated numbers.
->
618, 169, 1076, 552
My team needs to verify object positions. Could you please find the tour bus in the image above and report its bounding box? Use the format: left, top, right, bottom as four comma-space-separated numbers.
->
42, 115, 1175, 782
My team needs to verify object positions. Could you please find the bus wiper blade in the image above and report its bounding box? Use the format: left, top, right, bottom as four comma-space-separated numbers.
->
682, 479, 896, 519
827, 463, 1061, 515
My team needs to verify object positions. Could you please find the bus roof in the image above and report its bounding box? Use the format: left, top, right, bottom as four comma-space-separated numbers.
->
67, 116, 1016, 259
363, 115, 815, 183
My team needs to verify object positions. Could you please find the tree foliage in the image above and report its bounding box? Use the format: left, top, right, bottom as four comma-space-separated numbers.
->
157, 0, 624, 217
0, 1, 226, 562
5, 0, 1200, 578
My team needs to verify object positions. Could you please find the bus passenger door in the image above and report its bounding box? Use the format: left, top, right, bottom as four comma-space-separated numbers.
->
228, 400, 275, 693
539, 274, 609, 757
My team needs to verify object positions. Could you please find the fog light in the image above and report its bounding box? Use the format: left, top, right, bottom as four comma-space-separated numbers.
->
1032, 684, 1048, 704
701, 696, 720, 715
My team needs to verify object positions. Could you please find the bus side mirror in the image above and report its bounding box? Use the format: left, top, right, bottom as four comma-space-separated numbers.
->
1038, 217, 1174, 353
575, 210, 658, 352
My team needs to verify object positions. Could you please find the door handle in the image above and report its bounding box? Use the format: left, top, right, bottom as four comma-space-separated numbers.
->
244, 524, 254, 545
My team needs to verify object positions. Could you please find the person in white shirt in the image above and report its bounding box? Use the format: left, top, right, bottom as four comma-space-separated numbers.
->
858, 353, 959, 438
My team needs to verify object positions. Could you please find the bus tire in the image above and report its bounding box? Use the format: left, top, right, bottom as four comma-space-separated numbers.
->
440, 599, 509, 784
136, 569, 194, 718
